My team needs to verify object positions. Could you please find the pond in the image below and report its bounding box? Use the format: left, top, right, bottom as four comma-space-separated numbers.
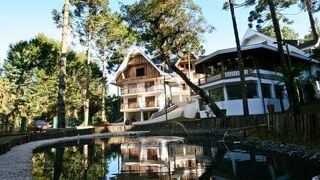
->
32, 136, 320, 180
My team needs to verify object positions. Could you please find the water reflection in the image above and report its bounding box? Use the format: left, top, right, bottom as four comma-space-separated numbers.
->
32, 136, 320, 180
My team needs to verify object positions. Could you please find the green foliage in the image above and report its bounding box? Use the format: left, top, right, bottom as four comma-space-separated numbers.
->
304, 18, 320, 41
260, 25, 299, 39
1, 35, 116, 130
95, 12, 136, 72
299, 0, 320, 13
121, 0, 213, 61
32, 143, 120, 179
3, 35, 62, 126
247, 0, 298, 30
105, 95, 121, 123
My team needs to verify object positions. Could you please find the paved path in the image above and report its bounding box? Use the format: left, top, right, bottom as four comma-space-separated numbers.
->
0, 131, 148, 180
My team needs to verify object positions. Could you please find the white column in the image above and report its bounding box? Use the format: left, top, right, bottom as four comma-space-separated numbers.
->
140, 110, 144, 121
271, 84, 276, 98
123, 112, 127, 122
223, 86, 228, 100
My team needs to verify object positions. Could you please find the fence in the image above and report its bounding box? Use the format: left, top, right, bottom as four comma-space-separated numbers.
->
132, 113, 320, 139
0, 128, 94, 155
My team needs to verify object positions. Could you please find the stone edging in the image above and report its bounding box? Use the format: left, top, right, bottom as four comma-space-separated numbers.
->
0, 131, 149, 180
242, 138, 320, 163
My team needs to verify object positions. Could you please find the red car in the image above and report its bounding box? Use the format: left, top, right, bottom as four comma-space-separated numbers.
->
27, 120, 52, 131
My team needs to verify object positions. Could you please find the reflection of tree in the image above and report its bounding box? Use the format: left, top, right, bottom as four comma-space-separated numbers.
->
199, 148, 227, 180
32, 150, 55, 179
53, 147, 64, 180
32, 141, 121, 180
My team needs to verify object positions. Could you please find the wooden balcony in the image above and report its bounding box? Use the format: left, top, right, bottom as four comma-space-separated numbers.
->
121, 85, 163, 95
198, 69, 283, 86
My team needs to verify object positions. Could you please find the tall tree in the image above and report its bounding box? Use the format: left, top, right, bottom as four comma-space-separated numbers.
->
248, 0, 300, 113
299, 0, 320, 40
57, 0, 70, 128
72, 0, 109, 125
3, 35, 61, 127
247, 0, 298, 31
121, 0, 225, 117
224, 0, 249, 116
54, 0, 110, 125
2, 34, 110, 132
95, 12, 135, 122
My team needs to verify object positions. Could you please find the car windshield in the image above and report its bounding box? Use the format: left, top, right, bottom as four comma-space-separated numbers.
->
35, 120, 46, 126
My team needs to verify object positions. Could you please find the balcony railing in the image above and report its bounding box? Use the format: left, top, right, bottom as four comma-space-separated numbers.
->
121, 85, 163, 95
128, 102, 139, 109
120, 101, 158, 110
198, 69, 283, 86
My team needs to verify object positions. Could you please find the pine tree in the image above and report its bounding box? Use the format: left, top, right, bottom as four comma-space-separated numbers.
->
121, 0, 225, 117
57, 0, 69, 128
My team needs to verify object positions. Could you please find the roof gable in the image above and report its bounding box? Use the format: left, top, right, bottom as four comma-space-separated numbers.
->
241, 28, 311, 58
111, 47, 170, 84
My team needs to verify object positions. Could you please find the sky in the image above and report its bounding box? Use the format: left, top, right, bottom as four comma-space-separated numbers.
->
0, 0, 319, 64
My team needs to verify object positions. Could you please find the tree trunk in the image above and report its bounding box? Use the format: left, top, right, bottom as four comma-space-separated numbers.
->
305, 0, 319, 40
101, 62, 106, 123
53, 147, 64, 180
229, 0, 249, 116
57, 0, 69, 128
168, 62, 225, 118
84, 29, 92, 126
267, 0, 300, 113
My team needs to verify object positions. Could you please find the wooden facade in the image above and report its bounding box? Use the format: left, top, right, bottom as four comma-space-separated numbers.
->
116, 54, 161, 84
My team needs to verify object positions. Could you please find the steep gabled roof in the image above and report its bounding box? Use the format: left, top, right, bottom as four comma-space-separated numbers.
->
241, 28, 276, 46
111, 47, 171, 84
241, 28, 313, 58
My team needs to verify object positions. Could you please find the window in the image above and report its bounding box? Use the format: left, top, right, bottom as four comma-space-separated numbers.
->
262, 84, 272, 98
146, 96, 155, 107
129, 148, 139, 160
181, 83, 187, 90
145, 81, 155, 89
128, 84, 137, 93
226, 83, 258, 100
128, 98, 138, 108
147, 149, 158, 161
185, 63, 194, 70
226, 84, 242, 100
247, 83, 258, 98
128, 98, 137, 103
275, 85, 284, 99
136, 67, 145, 77
208, 87, 224, 101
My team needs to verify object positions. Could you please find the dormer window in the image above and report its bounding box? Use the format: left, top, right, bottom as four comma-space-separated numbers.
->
136, 67, 145, 77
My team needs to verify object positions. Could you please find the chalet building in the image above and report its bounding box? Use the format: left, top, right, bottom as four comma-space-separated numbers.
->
173, 54, 203, 102
194, 29, 320, 117
112, 48, 195, 122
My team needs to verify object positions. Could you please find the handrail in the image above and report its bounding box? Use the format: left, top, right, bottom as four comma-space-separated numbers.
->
198, 69, 283, 85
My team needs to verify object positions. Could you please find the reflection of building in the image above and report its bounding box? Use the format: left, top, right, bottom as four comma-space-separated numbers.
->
119, 136, 209, 179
